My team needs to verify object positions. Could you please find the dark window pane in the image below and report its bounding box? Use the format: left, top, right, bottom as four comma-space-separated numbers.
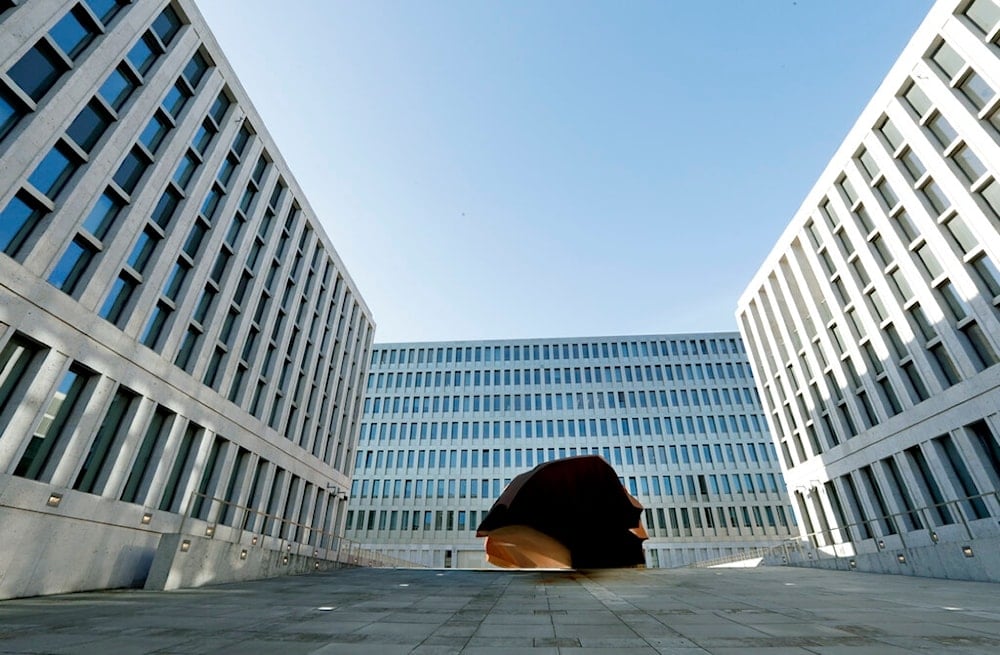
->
141, 302, 171, 348
151, 5, 182, 45
0, 84, 26, 141
173, 151, 198, 188
192, 121, 214, 155
83, 0, 124, 24
139, 111, 170, 153
151, 187, 181, 229
0, 193, 47, 256
99, 273, 135, 324
209, 92, 230, 125
8, 41, 66, 102
127, 32, 159, 76
127, 228, 158, 273
162, 81, 189, 119
113, 147, 149, 194
99, 65, 136, 111
232, 125, 251, 156
66, 98, 111, 152
48, 237, 95, 294
81, 190, 122, 240
183, 220, 207, 257
49, 7, 95, 60
183, 51, 209, 88
28, 143, 76, 199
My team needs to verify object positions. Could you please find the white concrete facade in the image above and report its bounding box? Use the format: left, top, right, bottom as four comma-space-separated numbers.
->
0, 0, 373, 598
738, 0, 1000, 573
346, 334, 797, 568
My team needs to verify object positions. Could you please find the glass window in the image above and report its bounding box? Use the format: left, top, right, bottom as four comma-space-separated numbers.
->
48, 237, 95, 294
99, 273, 135, 324
14, 365, 92, 480
951, 145, 987, 183
929, 41, 964, 80
173, 150, 198, 189
8, 41, 67, 102
28, 142, 77, 199
66, 98, 111, 152
99, 64, 137, 111
927, 112, 958, 149
877, 118, 904, 152
151, 5, 183, 46
209, 92, 231, 125
49, 6, 96, 60
82, 190, 122, 240
139, 111, 170, 153
151, 187, 181, 229
958, 70, 995, 109
971, 253, 1000, 297
942, 215, 978, 254
232, 125, 252, 156
191, 120, 215, 155
162, 81, 189, 119
141, 302, 171, 347
965, 0, 1000, 34
182, 51, 209, 88
0, 193, 46, 256
113, 147, 150, 194
902, 82, 932, 118
0, 83, 26, 142
84, 0, 125, 25
127, 32, 159, 76
127, 228, 158, 274
183, 220, 208, 258
898, 148, 925, 181
920, 179, 949, 215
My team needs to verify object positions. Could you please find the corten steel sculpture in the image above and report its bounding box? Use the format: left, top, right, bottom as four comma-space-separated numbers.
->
476, 455, 648, 568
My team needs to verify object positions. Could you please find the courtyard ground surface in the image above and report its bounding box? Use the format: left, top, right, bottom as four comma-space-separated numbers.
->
1, 565, 999, 654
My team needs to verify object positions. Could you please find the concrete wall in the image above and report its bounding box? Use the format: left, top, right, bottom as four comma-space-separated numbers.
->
144, 531, 346, 591
0, 477, 176, 600
767, 534, 1000, 583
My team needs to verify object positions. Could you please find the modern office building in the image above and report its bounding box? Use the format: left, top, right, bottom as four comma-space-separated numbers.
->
346, 334, 797, 568
0, 0, 373, 598
738, 0, 1000, 577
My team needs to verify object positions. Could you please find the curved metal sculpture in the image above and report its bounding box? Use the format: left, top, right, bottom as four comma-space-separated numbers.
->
476, 455, 648, 568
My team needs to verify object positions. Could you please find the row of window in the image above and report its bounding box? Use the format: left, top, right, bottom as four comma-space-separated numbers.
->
371, 336, 745, 368
0, 329, 351, 547
1, 3, 183, 258
359, 412, 769, 443
0, 2, 372, 464
346, 502, 795, 538
800, 421, 1000, 544
351, 470, 784, 502
367, 361, 754, 392
0, 0, 134, 143
364, 387, 760, 418
744, 16, 1000, 468
355, 441, 777, 473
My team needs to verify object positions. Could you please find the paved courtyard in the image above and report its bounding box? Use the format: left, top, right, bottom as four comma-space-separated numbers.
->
1, 566, 999, 654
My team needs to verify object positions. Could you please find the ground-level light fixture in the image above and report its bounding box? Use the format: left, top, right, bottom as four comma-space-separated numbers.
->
205, 525, 215, 537
962, 545, 974, 558
180, 540, 191, 552
141, 513, 153, 525
897, 553, 906, 564
240, 549, 247, 560
46, 493, 62, 507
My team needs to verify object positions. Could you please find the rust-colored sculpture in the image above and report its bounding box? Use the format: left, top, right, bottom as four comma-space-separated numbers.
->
476, 455, 648, 568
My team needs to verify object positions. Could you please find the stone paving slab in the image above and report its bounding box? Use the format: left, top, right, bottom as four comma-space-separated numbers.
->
1, 566, 1000, 653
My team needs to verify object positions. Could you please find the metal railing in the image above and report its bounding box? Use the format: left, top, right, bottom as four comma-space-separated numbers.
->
687, 489, 1000, 569
180, 491, 425, 569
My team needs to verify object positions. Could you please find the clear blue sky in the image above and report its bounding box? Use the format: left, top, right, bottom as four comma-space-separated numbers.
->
195, 0, 935, 343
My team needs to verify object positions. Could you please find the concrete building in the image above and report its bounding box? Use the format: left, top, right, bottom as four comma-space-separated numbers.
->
0, 0, 373, 598
346, 335, 797, 568
738, 0, 1000, 578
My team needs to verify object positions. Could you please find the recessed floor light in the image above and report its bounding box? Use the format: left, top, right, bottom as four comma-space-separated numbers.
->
317, 607, 334, 611
399, 583, 409, 587
943, 607, 964, 611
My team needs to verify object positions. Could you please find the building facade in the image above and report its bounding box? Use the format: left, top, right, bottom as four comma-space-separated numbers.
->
737, 0, 1000, 574
346, 334, 797, 568
0, 0, 373, 598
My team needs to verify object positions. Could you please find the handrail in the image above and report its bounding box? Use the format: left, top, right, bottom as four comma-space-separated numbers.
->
181, 491, 425, 569
687, 489, 1000, 569
791, 489, 1000, 552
